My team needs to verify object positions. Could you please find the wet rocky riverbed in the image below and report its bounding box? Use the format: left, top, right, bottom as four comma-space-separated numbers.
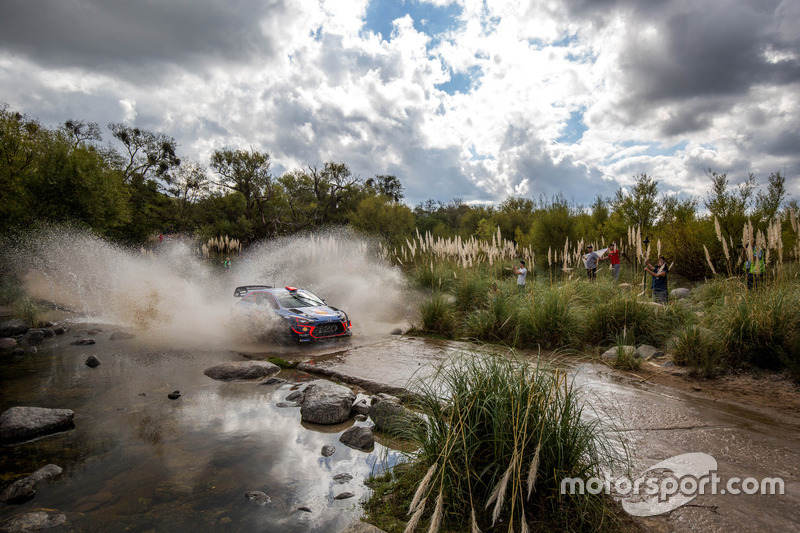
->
2, 318, 800, 532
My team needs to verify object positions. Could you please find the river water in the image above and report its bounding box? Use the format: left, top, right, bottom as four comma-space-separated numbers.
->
0, 326, 404, 532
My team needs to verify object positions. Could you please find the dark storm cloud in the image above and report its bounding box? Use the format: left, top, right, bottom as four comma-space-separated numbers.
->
0, 0, 285, 74
576, 0, 800, 135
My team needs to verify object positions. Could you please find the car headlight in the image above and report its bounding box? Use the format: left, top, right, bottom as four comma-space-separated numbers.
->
292, 316, 314, 325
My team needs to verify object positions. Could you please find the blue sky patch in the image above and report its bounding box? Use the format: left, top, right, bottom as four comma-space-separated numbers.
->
364, 0, 463, 41
436, 65, 483, 95
557, 109, 588, 144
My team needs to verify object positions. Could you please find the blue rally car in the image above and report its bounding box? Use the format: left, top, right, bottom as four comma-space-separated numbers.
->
234, 285, 352, 342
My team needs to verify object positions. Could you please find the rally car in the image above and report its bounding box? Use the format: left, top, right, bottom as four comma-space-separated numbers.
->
234, 285, 352, 342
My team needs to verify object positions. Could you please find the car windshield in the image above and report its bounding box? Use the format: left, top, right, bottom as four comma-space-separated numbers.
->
276, 290, 325, 309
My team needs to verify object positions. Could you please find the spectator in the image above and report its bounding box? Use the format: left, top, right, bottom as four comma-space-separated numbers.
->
599, 242, 621, 282
645, 256, 669, 303
512, 260, 527, 293
584, 245, 599, 281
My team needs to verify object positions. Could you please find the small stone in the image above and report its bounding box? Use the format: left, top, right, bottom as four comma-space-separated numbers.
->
244, 490, 271, 505
390, 328, 402, 335
85, 355, 101, 368
297, 506, 312, 513
0, 511, 66, 531
71, 338, 96, 346
26, 346, 37, 355
661, 361, 677, 368
339, 426, 374, 452
10, 347, 24, 356
354, 414, 367, 422
138, 393, 148, 397
692, 386, 702, 391
276, 402, 300, 408
321, 445, 335, 457
333, 473, 353, 484
167, 391, 181, 400
334, 492, 355, 500
285, 391, 303, 402
261, 377, 287, 386
53, 326, 66, 335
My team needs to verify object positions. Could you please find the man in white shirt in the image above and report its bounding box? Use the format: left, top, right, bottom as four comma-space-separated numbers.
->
513, 260, 527, 293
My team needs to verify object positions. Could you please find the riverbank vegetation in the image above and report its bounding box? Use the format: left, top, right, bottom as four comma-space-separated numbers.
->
364, 352, 628, 532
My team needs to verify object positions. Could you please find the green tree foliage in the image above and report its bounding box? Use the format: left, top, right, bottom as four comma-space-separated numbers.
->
612, 173, 661, 233
0, 106, 130, 236
210, 147, 274, 238
349, 195, 414, 246
528, 193, 579, 255
108, 122, 180, 185
704, 170, 756, 241
365, 174, 404, 202
754, 171, 786, 224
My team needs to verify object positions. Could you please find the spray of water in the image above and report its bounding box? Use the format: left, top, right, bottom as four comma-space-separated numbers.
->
3, 225, 413, 349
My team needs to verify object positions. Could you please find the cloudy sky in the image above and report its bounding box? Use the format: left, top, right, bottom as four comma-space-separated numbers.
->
1, 0, 798, 206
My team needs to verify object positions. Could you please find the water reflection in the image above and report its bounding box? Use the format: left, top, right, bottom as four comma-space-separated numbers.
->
0, 329, 402, 532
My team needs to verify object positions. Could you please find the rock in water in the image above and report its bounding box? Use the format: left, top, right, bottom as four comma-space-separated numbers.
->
167, 391, 181, 400
334, 492, 355, 500
300, 381, 356, 425
339, 426, 374, 452
0, 319, 29, 337
332, 473, 352, 484
321, 445, 336, 457
245, 491, 271, 505
0, 465, 62, 504
0, 511, 66, 532
0, 407, 75, 445
85, 355, 101, 368
203, 361, 280, 381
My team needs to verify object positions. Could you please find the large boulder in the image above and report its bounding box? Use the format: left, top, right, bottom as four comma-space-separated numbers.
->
0, 511, 66, 532
0, 407, 75, 445
300, 381, 355, 425
19, 330, 45, 346
0, 319, 29, 338
339, 426, 374, 452
0, 465, 62, 504
671, 287, 691, 300
0, 338, 18, 351
368, 394, 424, 436
636, 345, 664, 361
203, 361, 280, 381
601, 345, 638, 361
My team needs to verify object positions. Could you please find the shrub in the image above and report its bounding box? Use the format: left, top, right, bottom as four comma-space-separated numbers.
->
376, 351, 626, 533
671, 325, 723, 378
452, 271, 490, 311
13, 297, 44, 327
584, 294, 658, 345
518, 287, 582, 349
419, 293, 457, 337
711, 287, 800, 370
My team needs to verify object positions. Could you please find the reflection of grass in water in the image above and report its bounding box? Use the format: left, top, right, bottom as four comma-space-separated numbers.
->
364, 351, 627, 532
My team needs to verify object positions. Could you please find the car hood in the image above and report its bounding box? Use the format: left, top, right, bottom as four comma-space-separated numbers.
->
287, 306, 342, 319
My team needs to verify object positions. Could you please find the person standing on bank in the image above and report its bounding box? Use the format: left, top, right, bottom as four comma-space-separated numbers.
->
645, 256, 669, 303
585, 245, 599, 281
599, 243, 621, 282
512, 260, 527, 293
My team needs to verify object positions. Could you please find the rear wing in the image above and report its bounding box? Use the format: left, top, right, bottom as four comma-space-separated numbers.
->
233, 285, 272, 297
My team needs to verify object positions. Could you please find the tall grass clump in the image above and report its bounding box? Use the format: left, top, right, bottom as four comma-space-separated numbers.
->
13, 296, 44, 327
452, 270, 491, 312
671, 325, 723, 378
463, 290, 518, 344
518, 287, 582, 349
609, 332, 641, 371
710, 286, 800, 371
584, 293, 658, 346
384, 351, 626, 532
419, 293, 458, 337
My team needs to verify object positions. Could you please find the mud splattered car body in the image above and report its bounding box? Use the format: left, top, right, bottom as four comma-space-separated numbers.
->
234, 285, 352, 342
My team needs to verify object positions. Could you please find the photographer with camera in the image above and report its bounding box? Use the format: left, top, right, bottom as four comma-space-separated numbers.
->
645, 256, 669, 304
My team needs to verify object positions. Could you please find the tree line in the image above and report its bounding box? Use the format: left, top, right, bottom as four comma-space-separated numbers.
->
1, 104, 793, 280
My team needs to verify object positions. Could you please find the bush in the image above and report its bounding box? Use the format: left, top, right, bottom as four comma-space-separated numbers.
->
452, 270, 490, 311
584, 293, 658, 345
671, 325, 723, 378
518, 287, 582, 349
419, 293, 458, 337
711, 287, 800, 370
13, 297, 44, 327
369, 351, 626, 532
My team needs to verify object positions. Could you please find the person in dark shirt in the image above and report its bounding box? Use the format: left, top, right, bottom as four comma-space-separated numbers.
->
645, 256, 669, 303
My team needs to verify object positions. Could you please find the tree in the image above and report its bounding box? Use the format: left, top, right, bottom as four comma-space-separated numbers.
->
62, 120, 101, 148
349, 195, 414, 246
365, 174, 404, 202
278, 162, 361, 230
612, 173, 661, 233
165, 160, 210, 230
108, 122, 180, 185
754, 171, 786, 223
210, 147, 273, 238
704, 170, 755, 241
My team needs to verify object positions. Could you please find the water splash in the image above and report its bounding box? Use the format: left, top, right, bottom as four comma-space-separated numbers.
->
4, 225, 412, 347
